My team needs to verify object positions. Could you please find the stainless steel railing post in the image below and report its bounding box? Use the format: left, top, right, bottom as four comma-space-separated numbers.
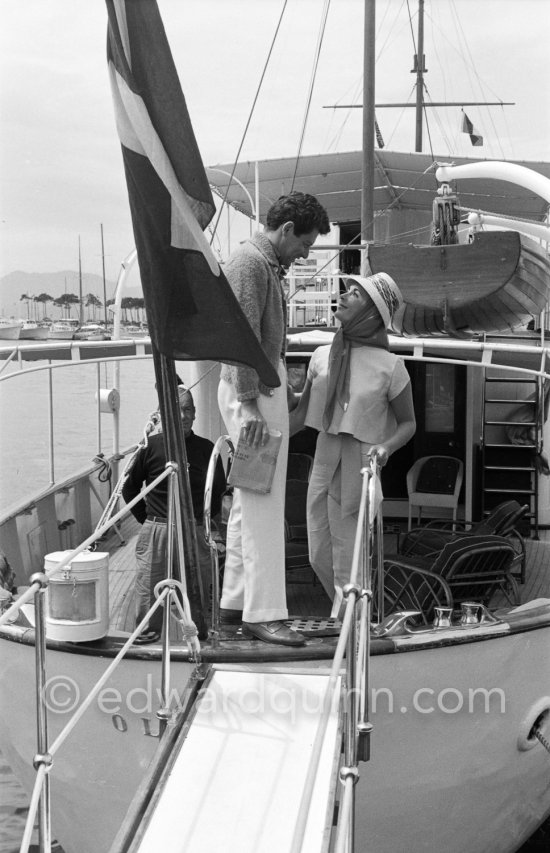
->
203, 436, 234, 645
31, 572, 52, 853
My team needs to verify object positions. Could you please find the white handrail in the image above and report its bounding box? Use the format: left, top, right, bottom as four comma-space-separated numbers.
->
436, 161, 550, 205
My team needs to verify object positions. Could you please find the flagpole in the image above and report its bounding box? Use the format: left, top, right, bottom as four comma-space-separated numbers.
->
152, 348, 208, 639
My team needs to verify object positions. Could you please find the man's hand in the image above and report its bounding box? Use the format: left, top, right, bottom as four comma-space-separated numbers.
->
240, 400, 269, 448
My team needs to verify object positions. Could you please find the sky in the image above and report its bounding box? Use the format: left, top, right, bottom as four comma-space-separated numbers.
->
0, 0, 549, 292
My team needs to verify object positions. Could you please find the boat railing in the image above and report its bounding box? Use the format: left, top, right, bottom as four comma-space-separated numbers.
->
1, 461, 203, 853
0, 340, 153, 509
203, 434, 235, 647
288, 459, 381, 853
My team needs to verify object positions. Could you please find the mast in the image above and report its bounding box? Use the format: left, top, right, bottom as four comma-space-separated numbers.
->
101, 224, 108, 328
361, 0, 376, 270
78, 236, 84, 326
413, 0, 426, 151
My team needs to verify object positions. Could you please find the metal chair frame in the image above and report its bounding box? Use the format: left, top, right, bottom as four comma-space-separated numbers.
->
379, 534, 520, 624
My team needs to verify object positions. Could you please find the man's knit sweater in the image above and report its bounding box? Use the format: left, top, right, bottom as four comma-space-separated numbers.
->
220, 232, 286, 400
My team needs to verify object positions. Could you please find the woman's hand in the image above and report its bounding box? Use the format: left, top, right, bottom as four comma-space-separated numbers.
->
240, 400, 269, 447
367, 445, 389, 467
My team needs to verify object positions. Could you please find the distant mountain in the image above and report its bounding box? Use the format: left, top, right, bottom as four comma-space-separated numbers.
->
0, 270, 142, 317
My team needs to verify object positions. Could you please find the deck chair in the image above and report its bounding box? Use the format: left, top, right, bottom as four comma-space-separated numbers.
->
284, 479, 313, 582
406, 456, 464, 530
377, 535, 519, 625
399, 500, 528, 583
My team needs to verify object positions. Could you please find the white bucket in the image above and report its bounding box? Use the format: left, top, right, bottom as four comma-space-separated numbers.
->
44, 550, 109, 642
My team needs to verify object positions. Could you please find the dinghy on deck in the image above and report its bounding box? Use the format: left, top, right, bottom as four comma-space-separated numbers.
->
368, 230, 550, 336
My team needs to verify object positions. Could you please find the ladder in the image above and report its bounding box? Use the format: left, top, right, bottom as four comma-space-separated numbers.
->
481, 337, 544, 542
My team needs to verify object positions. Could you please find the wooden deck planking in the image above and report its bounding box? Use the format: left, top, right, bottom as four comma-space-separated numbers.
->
105, 521, 550, 636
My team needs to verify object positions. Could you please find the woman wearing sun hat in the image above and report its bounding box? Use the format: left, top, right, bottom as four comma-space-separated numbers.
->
290, 272, 416, 616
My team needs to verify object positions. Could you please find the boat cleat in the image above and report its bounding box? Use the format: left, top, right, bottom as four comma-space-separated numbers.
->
372, 610, 423, 637
459, 602, 500, 627
433, 606, 453, 628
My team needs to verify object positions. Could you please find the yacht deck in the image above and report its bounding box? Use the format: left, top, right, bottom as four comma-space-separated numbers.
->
104, 519, 550, 636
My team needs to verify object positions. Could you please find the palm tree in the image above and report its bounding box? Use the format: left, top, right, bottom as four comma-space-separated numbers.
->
35, 293, 54, 319
120, 296, 134, 324
85, 293, 102, 321
135, 297, 146, 324
19, 293, 32, 319
54, 293, 81, 319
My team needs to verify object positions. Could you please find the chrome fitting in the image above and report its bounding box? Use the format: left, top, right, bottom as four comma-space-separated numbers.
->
372, 610, 422, 637
33, 752, 53, 771
342, 583, 361, 601
460, 602, 481, 625
29, 572, 49, 589
339, 765, 360, 784
433, 607, 453, 629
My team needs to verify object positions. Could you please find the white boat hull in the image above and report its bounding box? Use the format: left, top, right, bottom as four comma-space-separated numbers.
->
19, 325, 50, 340
48, 328, 75, 340
1, 607, 550, 853
0, 323, 22, 340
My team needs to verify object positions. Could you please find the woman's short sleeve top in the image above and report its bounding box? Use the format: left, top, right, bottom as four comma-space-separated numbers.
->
305, 344, 410, 444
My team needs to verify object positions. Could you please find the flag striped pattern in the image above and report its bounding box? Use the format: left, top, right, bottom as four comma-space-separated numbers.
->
105, 0, 280, 388
461, 112, 483, 147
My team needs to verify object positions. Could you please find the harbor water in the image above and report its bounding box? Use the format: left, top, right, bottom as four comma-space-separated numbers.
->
0, 338, 156, 515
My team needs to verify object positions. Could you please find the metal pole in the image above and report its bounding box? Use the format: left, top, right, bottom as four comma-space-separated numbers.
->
101, 224, 108, 329
361, 0, 376, 267
47, 365, 54, 486
33, 575, 52, 852
376, 509, 384, 622
96, 363, 102, 455
159, 467, 177, 735
414, 0, 426, 152
78, 236, 84, 327
255, 161, 260, 230
345, 607, 357, 853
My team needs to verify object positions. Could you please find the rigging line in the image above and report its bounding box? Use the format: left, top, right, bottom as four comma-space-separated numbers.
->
375, 0, 407, 62
405, 0, 417, 54
209, 0, 289, 243
422, 86, 455, 157
430, 1, 507, 159
325, 74, 362, 151
290, 0, 332, 191
382, 84, 416, 148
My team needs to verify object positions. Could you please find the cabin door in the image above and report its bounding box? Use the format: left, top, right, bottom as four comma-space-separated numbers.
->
381, 361, 466, 502
413, 361, 466, 458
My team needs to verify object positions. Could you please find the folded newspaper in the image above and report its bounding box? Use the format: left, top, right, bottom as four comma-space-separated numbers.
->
227, 428, 282, 494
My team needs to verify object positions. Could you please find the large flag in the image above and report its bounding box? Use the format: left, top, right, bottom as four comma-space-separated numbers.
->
105, 0, 280, 388
461, 111, 483, 147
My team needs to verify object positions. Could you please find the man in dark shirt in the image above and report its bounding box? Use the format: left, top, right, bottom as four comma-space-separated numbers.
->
122, 386, 226, 641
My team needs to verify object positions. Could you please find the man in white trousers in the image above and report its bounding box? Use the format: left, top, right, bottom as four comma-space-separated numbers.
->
218, 192, 330, 646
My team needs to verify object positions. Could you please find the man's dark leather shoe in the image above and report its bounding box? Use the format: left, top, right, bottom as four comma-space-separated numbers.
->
219, 607, 243, 625
242, 620, 305, 646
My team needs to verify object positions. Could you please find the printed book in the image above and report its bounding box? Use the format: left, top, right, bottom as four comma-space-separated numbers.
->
227, 428, 282, 494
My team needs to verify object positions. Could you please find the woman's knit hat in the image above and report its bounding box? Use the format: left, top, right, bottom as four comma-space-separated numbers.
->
342, 272, 403, 329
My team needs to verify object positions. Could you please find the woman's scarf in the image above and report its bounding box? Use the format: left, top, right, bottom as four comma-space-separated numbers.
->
323, 305, 389, 431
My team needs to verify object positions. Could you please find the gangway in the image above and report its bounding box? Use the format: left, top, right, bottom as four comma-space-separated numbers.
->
111, 664, 344, 853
